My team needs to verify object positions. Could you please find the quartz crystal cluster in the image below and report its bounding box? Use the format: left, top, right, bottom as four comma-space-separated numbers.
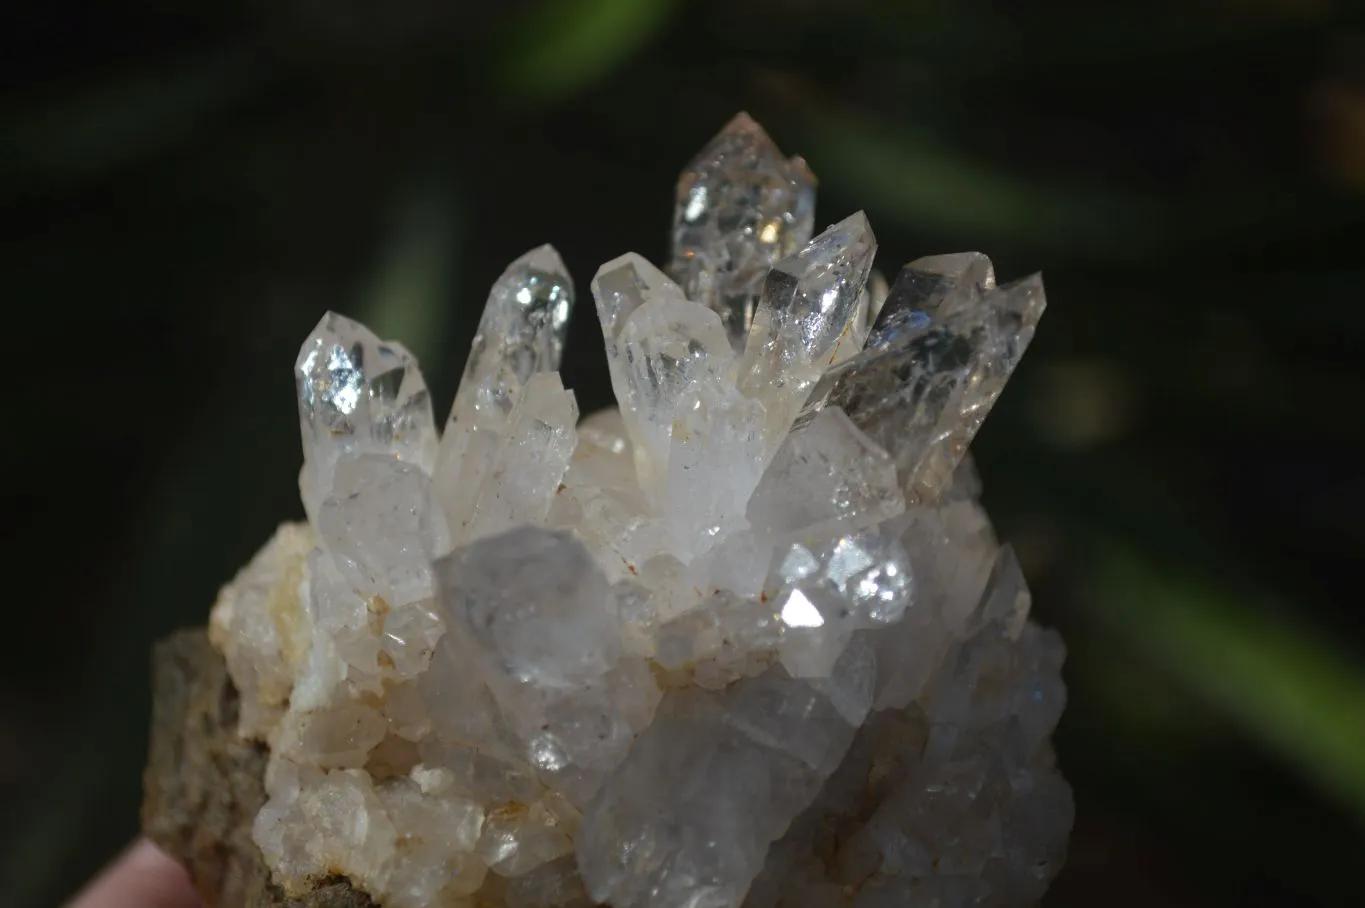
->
209, 113, 1071, 908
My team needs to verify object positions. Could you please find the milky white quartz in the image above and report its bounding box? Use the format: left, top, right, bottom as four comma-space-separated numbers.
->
208, 114, 1071, 908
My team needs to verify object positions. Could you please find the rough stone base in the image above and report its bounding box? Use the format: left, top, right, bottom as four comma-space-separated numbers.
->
141, 629, 374, 908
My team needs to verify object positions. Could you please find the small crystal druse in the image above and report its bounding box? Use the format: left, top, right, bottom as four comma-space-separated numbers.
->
203, 114, 1071, 908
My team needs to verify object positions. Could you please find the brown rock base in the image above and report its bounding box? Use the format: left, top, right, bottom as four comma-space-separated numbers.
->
141, 629, 374, 908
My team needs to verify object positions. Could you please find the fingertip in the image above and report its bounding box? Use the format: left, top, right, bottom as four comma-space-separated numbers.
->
68, 839, 201, 908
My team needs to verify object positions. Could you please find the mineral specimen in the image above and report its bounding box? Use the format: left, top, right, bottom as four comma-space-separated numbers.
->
174, 114, 1072, 908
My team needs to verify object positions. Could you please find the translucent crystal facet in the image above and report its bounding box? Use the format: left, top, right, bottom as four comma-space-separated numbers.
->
434, 527, 658, 790
610, 273, 733, 501
438, 527, 620, 690
738, 211, 877, 447
590, 254, 770, 558
764, 528, 914, 678
807, 273, 1045, 503
668, 112, 816, 348
747, 407, 904, 540
461, 371, 579, 544
295, 312, 439, 519
316, 454, 448, 605
589, 254, 687, 487
212, 112, 1070, 908
455, 244, 574, 417
434, 246, 575, 540
866, 251, 996, 350
577, 655, 872, 908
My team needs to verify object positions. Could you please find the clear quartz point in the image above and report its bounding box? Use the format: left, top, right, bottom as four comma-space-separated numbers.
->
613, 276, 733, 504
866, 251, 996, 350
295, 311, 439, 520
807, 273, 1045, 503
668, 112, 817, 350
589, 253, 689, 479
456, 244, 573, 417
433, 245, 575, 538
738, 211, 877, 449
590, 253, 768, 551
592, 252, 675, 344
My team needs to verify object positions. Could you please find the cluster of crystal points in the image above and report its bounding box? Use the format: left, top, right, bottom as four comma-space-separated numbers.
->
209, 113, 1071, 908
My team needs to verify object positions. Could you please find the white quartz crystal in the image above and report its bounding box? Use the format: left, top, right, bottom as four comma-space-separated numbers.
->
209, 116, 1071, 908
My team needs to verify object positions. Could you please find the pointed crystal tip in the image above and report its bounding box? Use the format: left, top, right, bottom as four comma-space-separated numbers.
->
449, 243, 576, 405
765, 210, 877, 303
720, 110, 765, 137
864, 252, 996, 350
668, 113, 819, 351
814, 210, 873, 256
295, 311, 401, 426
519, 242, 568, 277
907, 251, 995, 290
593, 252, 677, 291
591, 252, 684, 343
294, 310, 438, 517
683, 111, 787, 180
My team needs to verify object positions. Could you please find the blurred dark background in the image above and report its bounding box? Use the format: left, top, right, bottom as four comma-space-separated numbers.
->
3, 1, 1363, 906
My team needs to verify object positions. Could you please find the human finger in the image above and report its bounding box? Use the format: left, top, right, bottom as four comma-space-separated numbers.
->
66, 838, 201, 908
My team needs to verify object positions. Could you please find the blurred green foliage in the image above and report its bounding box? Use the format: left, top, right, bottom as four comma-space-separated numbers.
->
2, 1, 1362, 906
1091, 539, 1365, 816
494, 0, 682, 101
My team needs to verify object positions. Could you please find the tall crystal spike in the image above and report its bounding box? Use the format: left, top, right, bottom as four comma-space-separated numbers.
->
295, 311, 438, 520
592, 254, 748, 510
668, 112, 817, 350
454, 244, 573, 418
433, 245, 574, 535
809, 273, 1045, 503
738, 211, 877, 449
